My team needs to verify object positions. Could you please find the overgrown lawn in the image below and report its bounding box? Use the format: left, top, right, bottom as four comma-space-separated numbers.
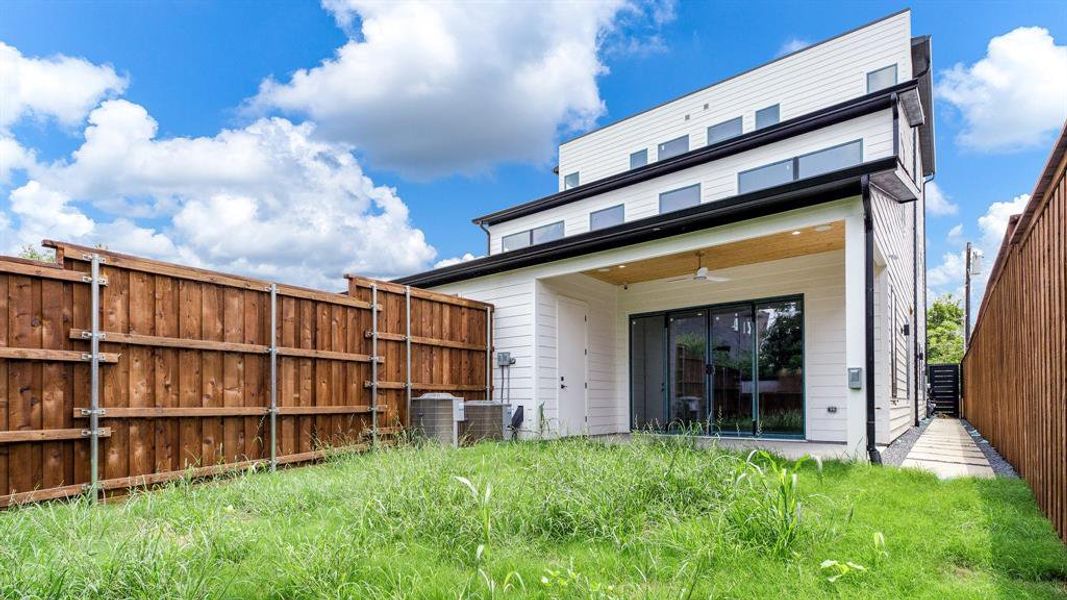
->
1, 437, 1064, 598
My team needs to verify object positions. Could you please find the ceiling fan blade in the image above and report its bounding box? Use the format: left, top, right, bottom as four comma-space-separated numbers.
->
704, 275, 730, 282
664, 275, 692, 283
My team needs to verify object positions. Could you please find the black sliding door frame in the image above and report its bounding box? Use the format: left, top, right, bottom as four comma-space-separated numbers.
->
628, 294, 806, 439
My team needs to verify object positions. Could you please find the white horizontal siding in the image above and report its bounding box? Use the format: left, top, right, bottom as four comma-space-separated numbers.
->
557, 10, 912, 187
490, 110, 893, 254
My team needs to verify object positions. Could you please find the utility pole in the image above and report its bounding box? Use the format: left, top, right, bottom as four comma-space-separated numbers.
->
964, 241, 972, 346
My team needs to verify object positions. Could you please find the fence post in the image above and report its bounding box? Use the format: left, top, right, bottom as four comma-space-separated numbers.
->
371, 283, 379, 448
86, 252, 105, 499
268, 283, 278, 471
485, 306, 492, 402
404, 285, 412, 429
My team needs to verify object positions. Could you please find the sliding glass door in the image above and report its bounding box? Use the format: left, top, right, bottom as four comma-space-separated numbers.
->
709, 305, 755, 436
629, 296, 804, 438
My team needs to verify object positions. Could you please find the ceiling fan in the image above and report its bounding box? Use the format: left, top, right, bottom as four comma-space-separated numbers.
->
666, 251, 730, 283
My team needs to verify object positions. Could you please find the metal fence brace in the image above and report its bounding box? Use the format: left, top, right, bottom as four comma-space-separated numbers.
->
268, 283, 278, 471
86, 253, 106, 499
370, 283, 379, 447
404, 285, 412, 428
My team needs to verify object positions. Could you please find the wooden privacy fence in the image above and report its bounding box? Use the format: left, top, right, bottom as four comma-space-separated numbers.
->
961, 124, 1066, 542
0, 240, 492, 507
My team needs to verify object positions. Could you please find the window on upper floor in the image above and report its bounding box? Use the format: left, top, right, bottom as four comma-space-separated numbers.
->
629, 149, 648, 170
738, 139, 863, 194
590, 204, 625, 231
563, 172, 580, 190
867, 64, 898, 93
738, 159, 794, 194
707, 117, 743, 146
532, 221, 565, 244
755, 104, 780, 130
796, 140, 863, 178
501, 220, 566, 252
502, 230, 532, 252
657, 135, 689, 160
659, 184, 701, 213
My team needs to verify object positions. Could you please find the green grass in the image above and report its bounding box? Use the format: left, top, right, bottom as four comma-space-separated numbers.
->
0, 437, 1064, 599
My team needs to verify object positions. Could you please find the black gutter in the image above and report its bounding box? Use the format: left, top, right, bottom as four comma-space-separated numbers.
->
475, 80, 919, 226
913, 188, 921, 427
861, 175, 882, 464
397, 157, 898, 288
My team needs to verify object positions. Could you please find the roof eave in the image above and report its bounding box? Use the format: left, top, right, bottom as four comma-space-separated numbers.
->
402, 157, 898, 288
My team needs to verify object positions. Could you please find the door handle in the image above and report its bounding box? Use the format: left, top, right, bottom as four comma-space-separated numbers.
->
560, 376, 567, 390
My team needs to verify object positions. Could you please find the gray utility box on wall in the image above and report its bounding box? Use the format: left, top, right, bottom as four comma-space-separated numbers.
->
411, 393, 512, 447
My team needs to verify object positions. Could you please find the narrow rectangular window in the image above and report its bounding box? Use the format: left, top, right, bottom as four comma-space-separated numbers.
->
707, 116, 743, 145
590, 204, 624, 231
737, 159, 794, 194
658, 184, 701, 213
796, 140, 863, 178
755, 104, 780, 129
867, 64, 898, 93
657, 135, 689, 160
563, 172, 580, 190
501, 231, 531, 252
629, 149, 648, 170
532, 221, 564, 244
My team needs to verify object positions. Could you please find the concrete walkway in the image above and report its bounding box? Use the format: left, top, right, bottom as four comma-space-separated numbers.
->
901, 418, 994, 478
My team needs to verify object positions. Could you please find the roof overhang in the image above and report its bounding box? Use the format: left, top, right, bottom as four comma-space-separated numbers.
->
474, 80, 918, 227
911, 35, 936, 176
397, 156, 898, 288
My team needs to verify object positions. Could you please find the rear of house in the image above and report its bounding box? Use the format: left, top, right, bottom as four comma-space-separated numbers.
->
399, 9, 934, 457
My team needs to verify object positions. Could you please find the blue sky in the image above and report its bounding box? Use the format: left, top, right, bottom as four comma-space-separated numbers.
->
1, 1, 1065, 300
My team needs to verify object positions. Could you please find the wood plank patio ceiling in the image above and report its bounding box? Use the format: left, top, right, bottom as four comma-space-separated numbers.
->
582, 221, 845, 286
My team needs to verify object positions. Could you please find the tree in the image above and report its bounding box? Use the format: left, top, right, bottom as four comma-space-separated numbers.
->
927, 293, 964, 364
17, 244, 53, 262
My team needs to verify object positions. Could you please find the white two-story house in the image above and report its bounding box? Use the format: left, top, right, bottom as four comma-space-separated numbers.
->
398, 9, 934, 459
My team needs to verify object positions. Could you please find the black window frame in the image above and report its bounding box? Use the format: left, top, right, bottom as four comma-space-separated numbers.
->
657, 135, 690, 161
590, 204, 625, 231
658, 183, 701, 214
532, 220, 565, 245
738, 139, 863, 194
755, 104, 780, 130
707, 116, 743, 146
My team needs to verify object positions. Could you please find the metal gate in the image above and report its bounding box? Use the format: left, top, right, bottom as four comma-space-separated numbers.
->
927, 364, 960, 417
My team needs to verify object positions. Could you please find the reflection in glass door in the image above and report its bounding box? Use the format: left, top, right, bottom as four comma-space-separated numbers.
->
630, 315, 666, 430
755, 300, 804, 436
667, 311, 707, 432
709, 306, 755, 435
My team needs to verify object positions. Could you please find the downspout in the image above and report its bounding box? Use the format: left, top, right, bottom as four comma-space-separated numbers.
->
861, 175, 882, 464
476, 220, 491, 255
912, 190, 920, 427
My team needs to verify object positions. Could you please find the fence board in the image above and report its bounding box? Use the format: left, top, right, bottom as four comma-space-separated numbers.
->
962, 125, 1067, 542
1, 242, 491, 505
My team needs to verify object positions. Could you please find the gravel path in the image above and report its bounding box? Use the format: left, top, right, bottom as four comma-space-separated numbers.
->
881, 416, 933, 466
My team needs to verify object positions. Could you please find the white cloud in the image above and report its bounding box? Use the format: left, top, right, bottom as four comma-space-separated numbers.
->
251, 0, 668, 176
776, 37, 810, 57
927, 193, 1030, 304
937, 27, 1067, 152
0, 41, 127, 132
5, 98, 437, 288
433, 252, 479, 269
0, 136, 35, 183
925, 181, 959, 216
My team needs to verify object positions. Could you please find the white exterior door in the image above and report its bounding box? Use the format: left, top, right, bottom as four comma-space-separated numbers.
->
556, 297, 588, 436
